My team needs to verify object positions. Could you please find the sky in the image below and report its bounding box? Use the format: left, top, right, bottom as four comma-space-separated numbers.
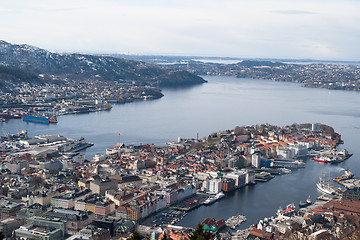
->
0, 0, 360, 60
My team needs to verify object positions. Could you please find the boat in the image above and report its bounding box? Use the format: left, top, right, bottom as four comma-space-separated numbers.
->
334, 170, 354, 182
23, 115, 57, 124
299, 195, 312, 208
0, 113, 22, 119
313, 155, 339, 163
316, 177, 336, 195
0, 118, 5, 122
0, 130, 28, 142
313, 156, 327, 163
336, 149, 353, 161
203, 197, 216, 205
215, 192, 225, 200
277, 203, 296, 216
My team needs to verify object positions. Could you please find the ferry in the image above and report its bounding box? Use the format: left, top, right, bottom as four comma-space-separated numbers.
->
299, 195, 312, 208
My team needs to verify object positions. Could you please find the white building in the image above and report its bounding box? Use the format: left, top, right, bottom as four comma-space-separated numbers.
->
209, 179, 221, 194
251, 153, 261, 168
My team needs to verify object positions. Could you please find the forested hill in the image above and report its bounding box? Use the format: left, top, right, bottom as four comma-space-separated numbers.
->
0, 40, 206, 87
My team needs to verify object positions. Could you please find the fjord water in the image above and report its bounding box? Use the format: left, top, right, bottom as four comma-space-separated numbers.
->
3, 76, 360, 228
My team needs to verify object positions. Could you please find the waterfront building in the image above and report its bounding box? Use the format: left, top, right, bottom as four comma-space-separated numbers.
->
220, 178, 236, 192
209, 179, 221, 194
225, 170, 248, 188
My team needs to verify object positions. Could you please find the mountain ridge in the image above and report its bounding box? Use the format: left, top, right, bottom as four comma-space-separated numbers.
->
0, 40, 206, 88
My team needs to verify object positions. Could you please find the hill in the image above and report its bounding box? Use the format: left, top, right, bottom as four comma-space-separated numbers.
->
0, 40, 206, 88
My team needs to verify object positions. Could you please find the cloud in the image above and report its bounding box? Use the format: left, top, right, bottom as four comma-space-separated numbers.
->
272, 9, 318, 15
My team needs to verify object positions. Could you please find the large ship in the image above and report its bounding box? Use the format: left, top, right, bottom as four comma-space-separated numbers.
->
316, 177, 336, 195
334, 170, 354, 182
23, 115, 57, 124
0, 113, 22, 119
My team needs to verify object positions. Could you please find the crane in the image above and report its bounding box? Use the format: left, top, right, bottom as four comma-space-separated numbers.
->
2, 128, 8, 139
113, 132, 123, 147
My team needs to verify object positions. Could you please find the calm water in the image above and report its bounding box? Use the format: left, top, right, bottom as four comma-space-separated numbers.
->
2, 76, 360, 228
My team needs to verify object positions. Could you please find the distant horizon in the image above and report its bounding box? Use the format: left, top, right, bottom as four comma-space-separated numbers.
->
1, 1, 359, 61
2, 38, 360, 64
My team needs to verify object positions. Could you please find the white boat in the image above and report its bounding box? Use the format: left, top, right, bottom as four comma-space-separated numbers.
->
316, 177, 336, 195
215, 192, 225, 200
203, 197, 216, 205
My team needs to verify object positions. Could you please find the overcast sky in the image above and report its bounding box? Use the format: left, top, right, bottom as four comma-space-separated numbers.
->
1, 0, 359, 60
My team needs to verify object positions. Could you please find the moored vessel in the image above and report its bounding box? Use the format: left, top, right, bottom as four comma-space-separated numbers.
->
316, 177, 336, 195
23, 114, 57, 124
334, 170, 354, 182
299, 195, 312, 208
277, 203, 296, 216
203, 197, 216, 205
215, 192, 225, 200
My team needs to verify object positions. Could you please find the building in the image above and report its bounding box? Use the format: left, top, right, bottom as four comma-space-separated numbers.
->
220, 178, 236, 192
44, 208, 95, 234
251, 153, 261, 168
15, 216, 66, 240
0, 217, 24, 238
6, 160, 29, 174
0, 200, 24, 219
209, 179, 221, 194
15, 224, 64, 240
90, 179, 117, 195
109, 175, 142, 189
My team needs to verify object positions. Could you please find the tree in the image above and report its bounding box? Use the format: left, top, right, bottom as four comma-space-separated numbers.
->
31, 176, 45, 189
187, 223, 213, 240
130, 231, 142, 240
161, 232, 168, 240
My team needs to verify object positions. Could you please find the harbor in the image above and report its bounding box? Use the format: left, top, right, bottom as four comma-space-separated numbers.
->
0, 76, 360, 238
